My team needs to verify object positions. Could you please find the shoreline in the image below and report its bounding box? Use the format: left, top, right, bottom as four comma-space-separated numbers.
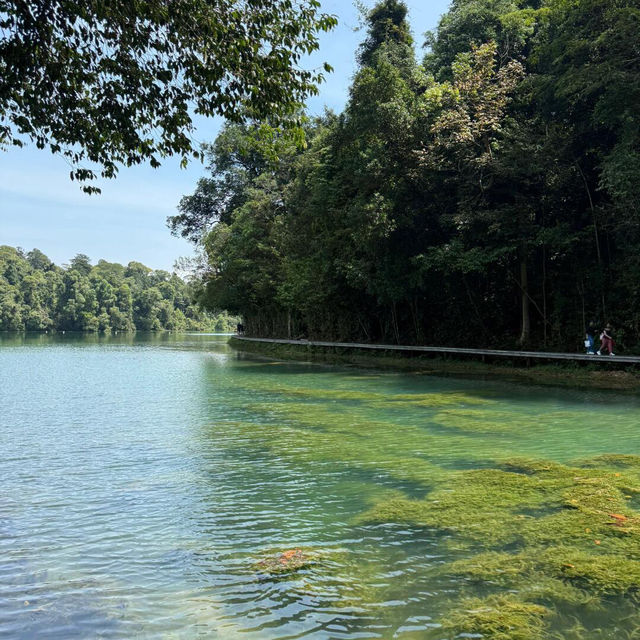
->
229, 337, 640, 392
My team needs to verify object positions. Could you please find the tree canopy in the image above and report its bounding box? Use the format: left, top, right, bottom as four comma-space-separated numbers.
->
0, 0, 337, 191
172, 0, 640, 352
0, 246, 237, 332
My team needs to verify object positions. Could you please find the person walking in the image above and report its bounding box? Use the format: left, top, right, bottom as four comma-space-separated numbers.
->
597, 325, 615, 356
585, 322, 597, 355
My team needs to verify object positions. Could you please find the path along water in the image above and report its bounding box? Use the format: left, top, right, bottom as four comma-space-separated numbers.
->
1, 333, 640, 639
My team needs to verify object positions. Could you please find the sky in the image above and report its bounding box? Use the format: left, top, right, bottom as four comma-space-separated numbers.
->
0, 0, 451, 271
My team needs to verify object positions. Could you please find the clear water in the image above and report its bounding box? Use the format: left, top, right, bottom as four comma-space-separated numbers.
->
1, 333, 640, 639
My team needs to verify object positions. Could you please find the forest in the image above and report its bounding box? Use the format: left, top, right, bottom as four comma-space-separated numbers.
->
0, 245, 235, 332
171, 0, 640, 352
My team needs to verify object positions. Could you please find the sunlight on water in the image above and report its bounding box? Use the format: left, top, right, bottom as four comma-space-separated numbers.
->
1, 333, 640, 639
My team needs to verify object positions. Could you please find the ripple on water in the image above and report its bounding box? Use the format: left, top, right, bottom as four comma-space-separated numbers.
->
2, 334, 640, 638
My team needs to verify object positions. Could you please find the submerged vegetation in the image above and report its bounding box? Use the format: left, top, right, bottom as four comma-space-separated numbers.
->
441, 594, 550, 640
252, 549, 318, 577
173, 0, 640, 352
208, 366, 640, 638
0, 245, 236, 332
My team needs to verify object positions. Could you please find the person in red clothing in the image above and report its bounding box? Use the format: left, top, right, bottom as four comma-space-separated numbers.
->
598, 325, 615, 356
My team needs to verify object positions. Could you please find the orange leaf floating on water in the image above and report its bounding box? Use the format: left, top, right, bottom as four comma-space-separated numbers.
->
281, 549, 300, 561
609, 513, 628, 521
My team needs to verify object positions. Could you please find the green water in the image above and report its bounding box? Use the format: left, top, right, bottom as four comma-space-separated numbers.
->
1, 333, 640, 639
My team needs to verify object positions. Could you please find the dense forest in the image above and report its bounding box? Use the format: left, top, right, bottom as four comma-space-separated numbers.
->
0, 246, 236, 332
171, 0, 640, 352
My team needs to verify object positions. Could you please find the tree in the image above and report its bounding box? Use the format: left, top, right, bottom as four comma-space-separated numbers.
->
424, 0, 544, 78
69, 254, 92, 277
534, 0, 640, 211
177, 0, 640, 351
26, 248, 53, 271
0, 0, 337, 192
0, 244, 231, 331
280, 0, 425, 341
168, 122, 287, 243
358, 0, 414, 67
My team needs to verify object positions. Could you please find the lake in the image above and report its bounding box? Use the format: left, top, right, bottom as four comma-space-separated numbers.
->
2, 333, 640, 639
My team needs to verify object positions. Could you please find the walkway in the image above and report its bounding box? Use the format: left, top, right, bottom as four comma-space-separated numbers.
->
234, 336, 640, 365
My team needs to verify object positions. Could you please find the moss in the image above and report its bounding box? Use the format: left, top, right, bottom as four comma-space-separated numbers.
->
432, 408, 515, 433
229, 375, 492, 408
515, 574, 595, 608
446, 545, 640, 613
576, 454, 640, 470
357, 467, 558, 545
446, 552, 600, 607
432, 409, 593, 435
446, 551, 534, 585
210, 357, 640, 635
540, 546, 640, 595
373, 392, 493, 409
360, 456, 640, 542
498, 457, 579, 477
442, 594, 550, 640
238, 400, 451, 487
253, 549, 317, 576
358, 456, 640, 628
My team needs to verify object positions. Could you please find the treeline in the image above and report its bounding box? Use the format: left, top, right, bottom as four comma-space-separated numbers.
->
0, 246, 237, 332
171, 0, 640, 351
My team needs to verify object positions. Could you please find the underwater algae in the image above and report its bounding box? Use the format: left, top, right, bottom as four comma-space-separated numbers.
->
252, 548, 320, 576
238, 398, 451, 485
217, 373, 640, 638
359, 456, 640, 638
441, 594, 550, 640
230, 374, 495, 408
358, 457, 640, 552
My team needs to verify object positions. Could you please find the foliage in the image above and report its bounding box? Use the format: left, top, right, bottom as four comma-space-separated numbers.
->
0, 245, 236, 332
0, 0, 337, 192
441, 594, 550, 640
174, 0, 640, 352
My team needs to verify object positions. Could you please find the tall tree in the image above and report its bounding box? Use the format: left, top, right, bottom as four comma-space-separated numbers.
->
0, 0, 337, 191
178, 0, 640, 351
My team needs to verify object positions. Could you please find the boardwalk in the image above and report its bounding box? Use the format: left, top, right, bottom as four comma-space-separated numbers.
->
234, 336, 640, 365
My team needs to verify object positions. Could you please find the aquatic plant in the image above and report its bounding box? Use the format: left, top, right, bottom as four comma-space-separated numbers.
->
253, 549, 317, 576
441, 594, 550, 640
209, 371, 640, 637
222, 375, 493, 407
540, 547, 640, 596
355, 456, 640, 637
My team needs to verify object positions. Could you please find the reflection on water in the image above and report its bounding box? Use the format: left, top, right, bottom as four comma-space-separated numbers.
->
1, 333, 640, 639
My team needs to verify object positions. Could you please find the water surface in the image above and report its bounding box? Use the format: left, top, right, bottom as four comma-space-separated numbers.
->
1, 333, 639, 638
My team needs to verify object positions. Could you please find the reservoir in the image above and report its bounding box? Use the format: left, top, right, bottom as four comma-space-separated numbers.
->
2, 333, 640, 639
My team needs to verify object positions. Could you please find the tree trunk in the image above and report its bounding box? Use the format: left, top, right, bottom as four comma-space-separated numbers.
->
542, 246, 547, 348
390, 303, 400, 344
519, 253, 530, 346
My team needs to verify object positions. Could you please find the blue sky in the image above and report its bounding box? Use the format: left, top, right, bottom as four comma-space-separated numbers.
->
0, 0, 450, 271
